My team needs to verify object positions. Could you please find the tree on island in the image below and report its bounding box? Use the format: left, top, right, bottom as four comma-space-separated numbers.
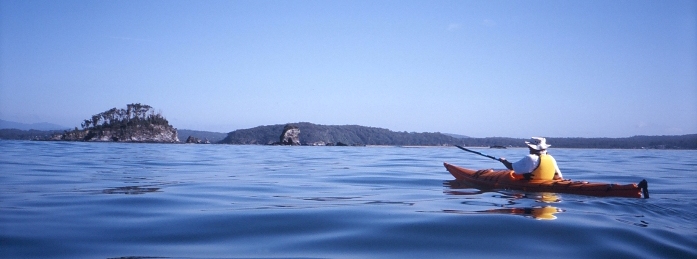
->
56, 103, 178, 143
78, 103, 168, 130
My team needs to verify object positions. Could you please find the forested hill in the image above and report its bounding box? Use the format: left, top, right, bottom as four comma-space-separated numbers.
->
546, 135, 697, 149
219, 122, 459, 146
448, 135, 697, 149
218, 122, 697, 149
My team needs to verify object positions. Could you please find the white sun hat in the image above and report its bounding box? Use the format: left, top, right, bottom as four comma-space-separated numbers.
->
525, 137, 551, 150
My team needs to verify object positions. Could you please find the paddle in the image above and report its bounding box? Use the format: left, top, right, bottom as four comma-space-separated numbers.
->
454, 145, 499, 161
454, 145, 516, 170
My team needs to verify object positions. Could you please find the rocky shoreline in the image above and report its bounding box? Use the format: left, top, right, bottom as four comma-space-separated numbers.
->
54, 124, 179, 143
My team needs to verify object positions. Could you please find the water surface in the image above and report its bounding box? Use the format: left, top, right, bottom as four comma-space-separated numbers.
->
1, 141, 695, 258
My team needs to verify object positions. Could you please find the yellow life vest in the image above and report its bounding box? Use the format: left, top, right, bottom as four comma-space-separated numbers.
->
531, 154, 555, 180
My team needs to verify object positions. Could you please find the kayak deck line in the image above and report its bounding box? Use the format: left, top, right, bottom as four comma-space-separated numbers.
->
444, 162, 648, 198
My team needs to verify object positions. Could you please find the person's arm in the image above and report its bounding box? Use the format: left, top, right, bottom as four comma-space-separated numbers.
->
551, 156, 563, 179
499, 158, 513, 170
554, 167, 563, 179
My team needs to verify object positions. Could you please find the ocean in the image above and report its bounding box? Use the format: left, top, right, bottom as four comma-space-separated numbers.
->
1, 140, 696, 258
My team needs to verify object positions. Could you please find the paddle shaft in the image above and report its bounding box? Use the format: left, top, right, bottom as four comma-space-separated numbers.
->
454, 145, 499, 161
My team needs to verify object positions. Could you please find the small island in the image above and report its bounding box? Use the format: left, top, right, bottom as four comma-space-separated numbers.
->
53, 103, 179, 143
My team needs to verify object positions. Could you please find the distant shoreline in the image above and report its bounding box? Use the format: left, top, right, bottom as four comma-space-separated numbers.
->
0, 139, 695, 151
1, 128, 695, 150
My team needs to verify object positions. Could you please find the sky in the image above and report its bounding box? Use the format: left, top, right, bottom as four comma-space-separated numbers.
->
1, 0, 695, 138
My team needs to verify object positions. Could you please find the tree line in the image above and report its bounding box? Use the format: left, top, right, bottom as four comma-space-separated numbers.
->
218, 122, 557, 147
0, 129, 63, 140
218, 122, 697, 149
80, 103, 169, 130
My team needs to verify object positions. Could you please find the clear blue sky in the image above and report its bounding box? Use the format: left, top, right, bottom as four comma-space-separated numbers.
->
1, 0, 695, 137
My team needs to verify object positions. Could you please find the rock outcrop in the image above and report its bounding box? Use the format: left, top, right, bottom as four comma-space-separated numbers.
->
279, 124, 300, 145
185, 135, 210, 144
57, 124, 179, 143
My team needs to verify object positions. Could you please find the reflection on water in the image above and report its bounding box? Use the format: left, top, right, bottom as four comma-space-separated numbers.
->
442, 180, 487, 195
442, 206, 563, 220
482, 206, 563, 220
534, 193, 561, 203
444, 180, 565, 220
102, 186, 161, 195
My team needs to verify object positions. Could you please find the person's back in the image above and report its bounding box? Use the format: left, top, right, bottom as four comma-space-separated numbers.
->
499, 137, 563, 180
529, 153, 557, 180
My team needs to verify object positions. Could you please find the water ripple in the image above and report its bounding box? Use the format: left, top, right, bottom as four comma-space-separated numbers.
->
1, 141, 696, 258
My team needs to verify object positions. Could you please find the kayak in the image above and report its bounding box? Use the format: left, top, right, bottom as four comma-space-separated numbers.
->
444, 162, 649, 198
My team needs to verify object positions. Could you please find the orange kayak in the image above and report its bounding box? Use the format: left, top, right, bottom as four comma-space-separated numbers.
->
444, 162, 648, 198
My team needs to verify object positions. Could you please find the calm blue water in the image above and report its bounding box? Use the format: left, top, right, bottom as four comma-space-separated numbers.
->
1, 140, 696, 258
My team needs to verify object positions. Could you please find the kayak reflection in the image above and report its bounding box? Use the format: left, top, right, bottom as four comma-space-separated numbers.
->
442, 206, 564, 220
513, 192, 561, 203
535, 192, 560, 203
482, 206, 563, 220
444, 181, 564, 220
443, 180, 488, 196
444, 180, 562, 203
503, 192, 563, 217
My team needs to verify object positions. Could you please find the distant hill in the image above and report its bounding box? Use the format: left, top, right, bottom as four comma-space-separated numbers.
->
0, 119, 68, 131
218, 122, 697, 149
449, 135, 697, 149
547, 135, 697, 149
219, 122, 460, 146
0, 129, 64, 140
177, 129, 227, 143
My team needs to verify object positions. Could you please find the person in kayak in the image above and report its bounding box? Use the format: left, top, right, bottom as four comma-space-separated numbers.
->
498, 137, 563, 180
